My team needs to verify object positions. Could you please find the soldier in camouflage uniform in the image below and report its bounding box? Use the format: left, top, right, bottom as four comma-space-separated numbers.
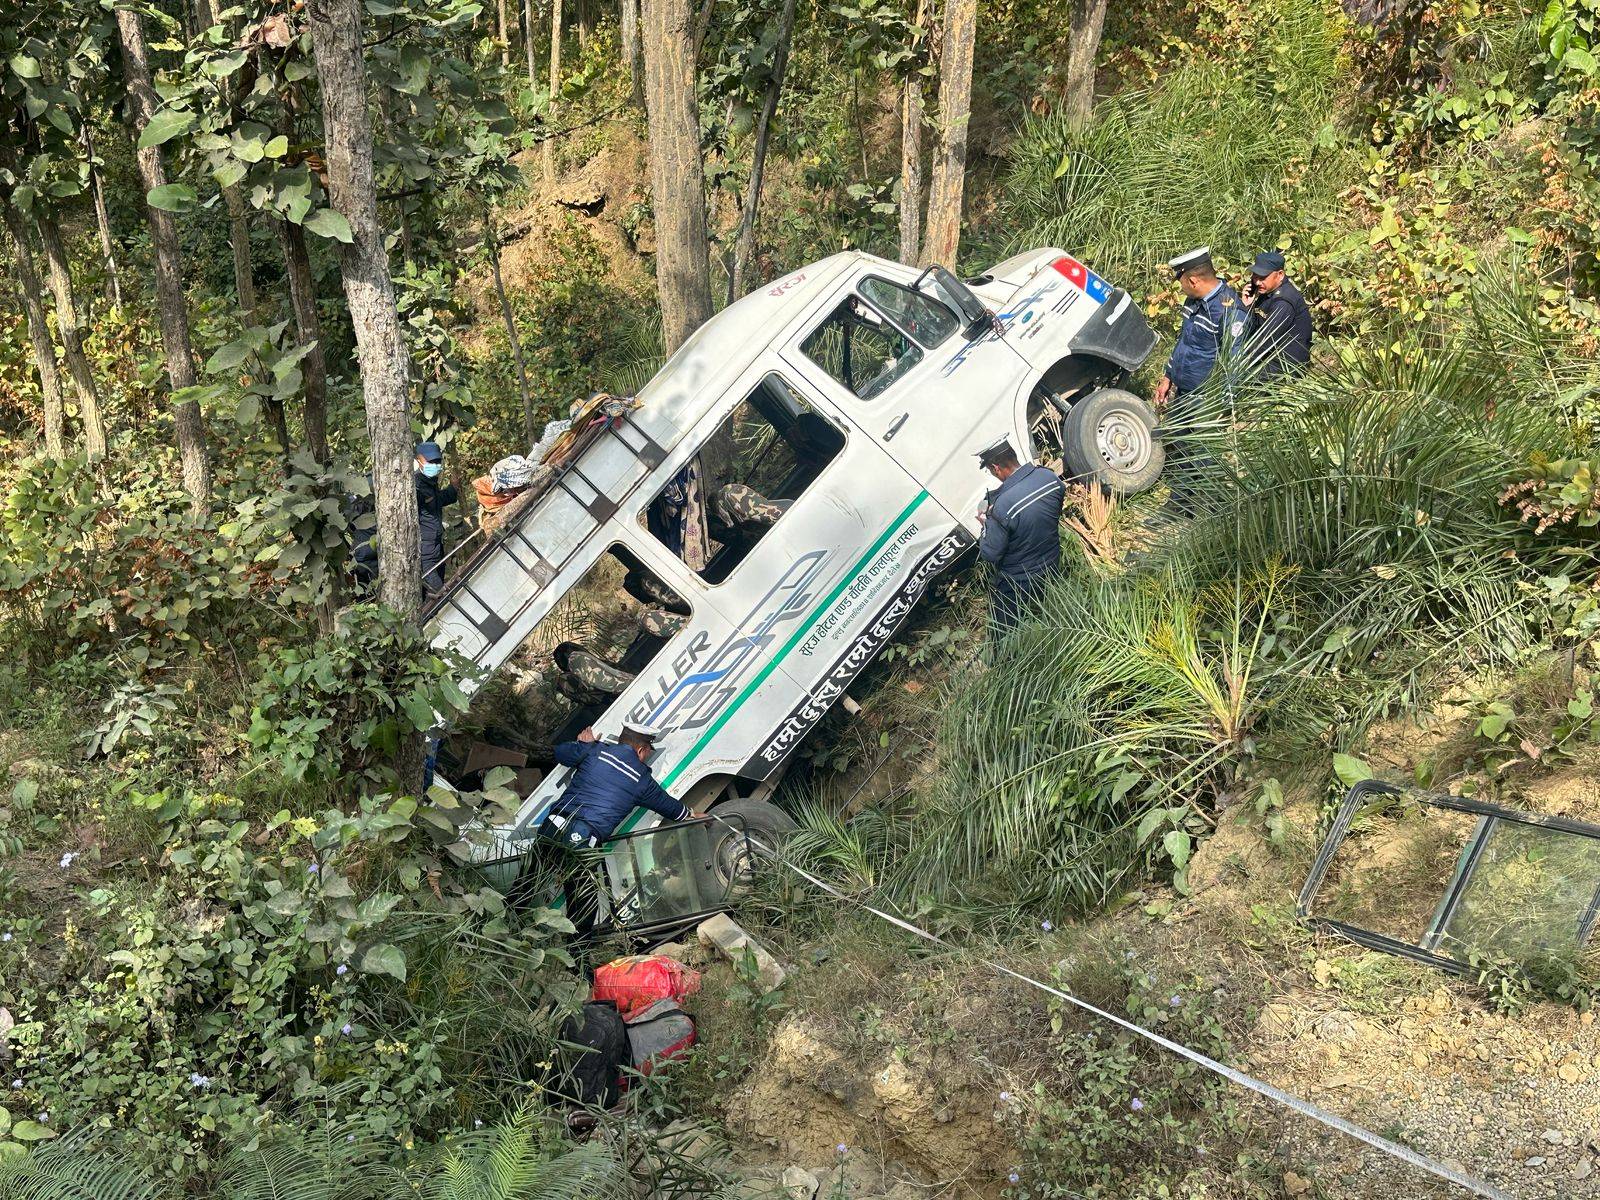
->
711, 483, 790, 537
553, 642, 634, 705
640, 608, 687, 639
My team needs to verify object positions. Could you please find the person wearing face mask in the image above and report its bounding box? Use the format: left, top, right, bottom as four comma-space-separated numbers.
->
414, 440, 459, 596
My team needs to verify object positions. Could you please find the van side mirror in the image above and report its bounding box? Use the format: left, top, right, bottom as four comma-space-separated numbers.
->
914, 265, 993, 335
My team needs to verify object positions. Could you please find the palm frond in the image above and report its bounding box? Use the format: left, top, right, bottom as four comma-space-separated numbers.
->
0, 1135, 168, 1200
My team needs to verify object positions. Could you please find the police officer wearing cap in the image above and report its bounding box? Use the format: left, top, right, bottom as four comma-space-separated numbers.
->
1240, 249, 1312, 381
1152, 247, 1247, 410
976, 436, 1065, 636
536, 721, 698, 940
413, 440, 459, 597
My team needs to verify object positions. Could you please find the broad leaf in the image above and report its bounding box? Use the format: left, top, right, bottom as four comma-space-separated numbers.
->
304, 208, 353, 243
1331, 753, 1372, 787
146, 183, 197, 212
138, 108, 195, 149
360, 942, 406, 981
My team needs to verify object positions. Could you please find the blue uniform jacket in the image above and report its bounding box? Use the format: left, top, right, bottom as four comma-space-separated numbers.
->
979, 462, 1065, 581
550, 740, 692, 839
1164, 281, 1247, 395
1241, 277, 1312, 380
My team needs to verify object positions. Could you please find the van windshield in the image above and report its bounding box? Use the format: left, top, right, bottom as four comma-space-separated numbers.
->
859, 277, 960, 348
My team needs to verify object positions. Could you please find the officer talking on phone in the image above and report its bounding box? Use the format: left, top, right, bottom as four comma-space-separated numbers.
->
1240, 249, 1312, 381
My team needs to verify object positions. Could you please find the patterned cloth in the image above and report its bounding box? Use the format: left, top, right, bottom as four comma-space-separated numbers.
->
557, 648, 634, 704
641, 608, 687, 638
711, 483, 790, 532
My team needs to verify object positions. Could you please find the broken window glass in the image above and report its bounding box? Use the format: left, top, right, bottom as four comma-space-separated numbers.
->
1298, 781, 1600, 984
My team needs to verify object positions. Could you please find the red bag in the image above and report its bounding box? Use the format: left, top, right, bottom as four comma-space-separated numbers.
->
624, 999, 697, 1077
591, 955, 701, 1020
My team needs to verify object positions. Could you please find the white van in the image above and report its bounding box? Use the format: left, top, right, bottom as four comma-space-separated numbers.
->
425, 248, 1159, 928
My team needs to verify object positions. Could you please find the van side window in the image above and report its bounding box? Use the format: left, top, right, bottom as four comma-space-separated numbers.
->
641, 373, 845, 584
858, 277, 960, 348
800, 296, 921, 400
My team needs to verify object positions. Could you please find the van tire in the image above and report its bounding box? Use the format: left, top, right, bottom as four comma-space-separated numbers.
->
1058, 387, 1164, 494
708, 797, 796, 890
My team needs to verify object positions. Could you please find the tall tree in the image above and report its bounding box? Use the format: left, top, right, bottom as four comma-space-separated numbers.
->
35, 213, 107, 460
620, 0, 641, 101
641, 0, 713, 352
309, 0, 422, 617
524, 0, 539, 87
77, 112, 123, 309
545, 0, 563, 182
899, 0, 926, 265
1063, 0, 1108, 128
1, 201, 66, 456
921, 0, 977, 267
727, 0, 798, 302
117, 6, 212, 509
497, 0, 513, 68
279, 216, 330, 464
194, 0, 259, 317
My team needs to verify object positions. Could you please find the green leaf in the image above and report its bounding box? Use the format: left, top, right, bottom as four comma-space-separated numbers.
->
1162, 829, 1191, 870
138, 108, 195, 149
8, 55, 41, 80
11, 1122, 56, 1142
1332, 753, 1372, 787
263, 134, 289, 158
206, 336, 257, 373
146, 183, 197, 212
266, 888, 303, 916
360, 942, 407, 981
1564, 45, 1598, 73
0, 1106, 11, 1136
304, 208, 353, 243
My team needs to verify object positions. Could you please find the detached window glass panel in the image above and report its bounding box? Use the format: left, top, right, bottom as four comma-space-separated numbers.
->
801, 297, 922, 400
858, 277, 960, 349
1299, 782, 1600, 985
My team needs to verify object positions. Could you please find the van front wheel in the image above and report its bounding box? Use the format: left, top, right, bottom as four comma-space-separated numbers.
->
1059, 387, 1164, 494
708, 798, 796, 891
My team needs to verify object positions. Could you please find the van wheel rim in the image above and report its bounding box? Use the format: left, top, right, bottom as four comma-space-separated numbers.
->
1096, 408, 1150, 471
715, 829, 755, 887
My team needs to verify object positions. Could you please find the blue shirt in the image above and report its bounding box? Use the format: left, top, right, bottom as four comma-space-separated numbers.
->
978, 462, 1064, 581
1164, 280, 1247, 395
550, 740, 691, 838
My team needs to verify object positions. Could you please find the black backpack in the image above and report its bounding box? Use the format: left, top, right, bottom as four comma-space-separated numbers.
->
555, 1000, 629, 1109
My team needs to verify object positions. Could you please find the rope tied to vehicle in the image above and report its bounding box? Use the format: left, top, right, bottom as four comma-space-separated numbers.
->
710, 813, 1514, 1200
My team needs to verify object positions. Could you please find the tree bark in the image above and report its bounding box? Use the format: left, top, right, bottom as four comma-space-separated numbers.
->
1063, 0, 1108, 128
196, 0, 258, 317
2, 202, 66, 456
921, 0, 978, 268
36, 214, 108, 460
280, 218, 330, 463
78, 116, 124, 309
484, 212, 537, 445
497, 0, 512, 67
309, 0, 421, 619
899, 0, 925, 265
641, 0, 713, 354
524, 0, 539, 87
117, 7, 212, 510
621, 0, 642, 102
727, 0, 796, 303
545, 0, 563, 182
578, 0, 591, 52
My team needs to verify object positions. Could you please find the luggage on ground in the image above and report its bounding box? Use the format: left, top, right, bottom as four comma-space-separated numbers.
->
555, 1000, 629, 1109
624, 998, 697, 1077
591, 954, 702, 1020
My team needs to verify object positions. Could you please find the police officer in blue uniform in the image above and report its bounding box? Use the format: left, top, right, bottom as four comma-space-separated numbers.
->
976, 436, 1065, 636
1240, 249, 1313, 381
1152, 248, 1247, 516
536, 721, 697, 940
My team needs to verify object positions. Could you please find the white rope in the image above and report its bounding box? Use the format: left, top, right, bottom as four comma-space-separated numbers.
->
716, 817, 1513, 1200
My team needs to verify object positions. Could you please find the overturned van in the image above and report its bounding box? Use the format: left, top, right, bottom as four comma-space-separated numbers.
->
424, 249, 1159, 931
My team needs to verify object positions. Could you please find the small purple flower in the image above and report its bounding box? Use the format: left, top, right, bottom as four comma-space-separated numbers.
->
1008, 1171, 1020, 1184
1130, 1097, 1144, 1112
36, 1111, 47, 1122
346, 1134, 355, 1144
307, 863, 320, 875
341, 1022, 353, 1035
835, 1143, 847, 1155
189, 1072, 211, 1090
1169, 994, 1182, 1007
10, 1080, 21, 1090
336, 962, 349, 976
998, 1090, 1012, 1102
1, 932, 11, 942
1040, 920, 1053, 932
58, 852, 76, 869
473, 1119, 483, 1128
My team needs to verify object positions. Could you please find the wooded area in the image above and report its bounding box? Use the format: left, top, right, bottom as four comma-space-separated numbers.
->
5, 1, 1600, 1195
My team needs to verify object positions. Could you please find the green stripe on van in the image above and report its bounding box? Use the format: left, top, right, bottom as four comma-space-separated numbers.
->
611, 488, 931, 837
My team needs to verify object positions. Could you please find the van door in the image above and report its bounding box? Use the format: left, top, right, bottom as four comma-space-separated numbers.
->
780, 270, 1034, 524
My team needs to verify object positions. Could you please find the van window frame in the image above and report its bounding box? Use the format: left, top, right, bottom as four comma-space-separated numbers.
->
856, 274, 961, 351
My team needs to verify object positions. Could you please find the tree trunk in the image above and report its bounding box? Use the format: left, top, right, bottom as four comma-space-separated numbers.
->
2, 202, 66, 456
196, 0, 257, 318
524, 0, 539, 87
78, 117, 124, 309
117, 7, 212, 510
1063, 0, 1108, 128
280, 218, 330, 463
899, 0, 925, 265
36, 214, 107, 460
309, 0, 421, 620
727, 0, 796, 303
485, 212, 537, 444
545, 0, 563, 182
497, 0, 512, 67
578, 0, 591, 51
621, 0, 641, 102
921, 0, 978, 268
641, 0, 713, 354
